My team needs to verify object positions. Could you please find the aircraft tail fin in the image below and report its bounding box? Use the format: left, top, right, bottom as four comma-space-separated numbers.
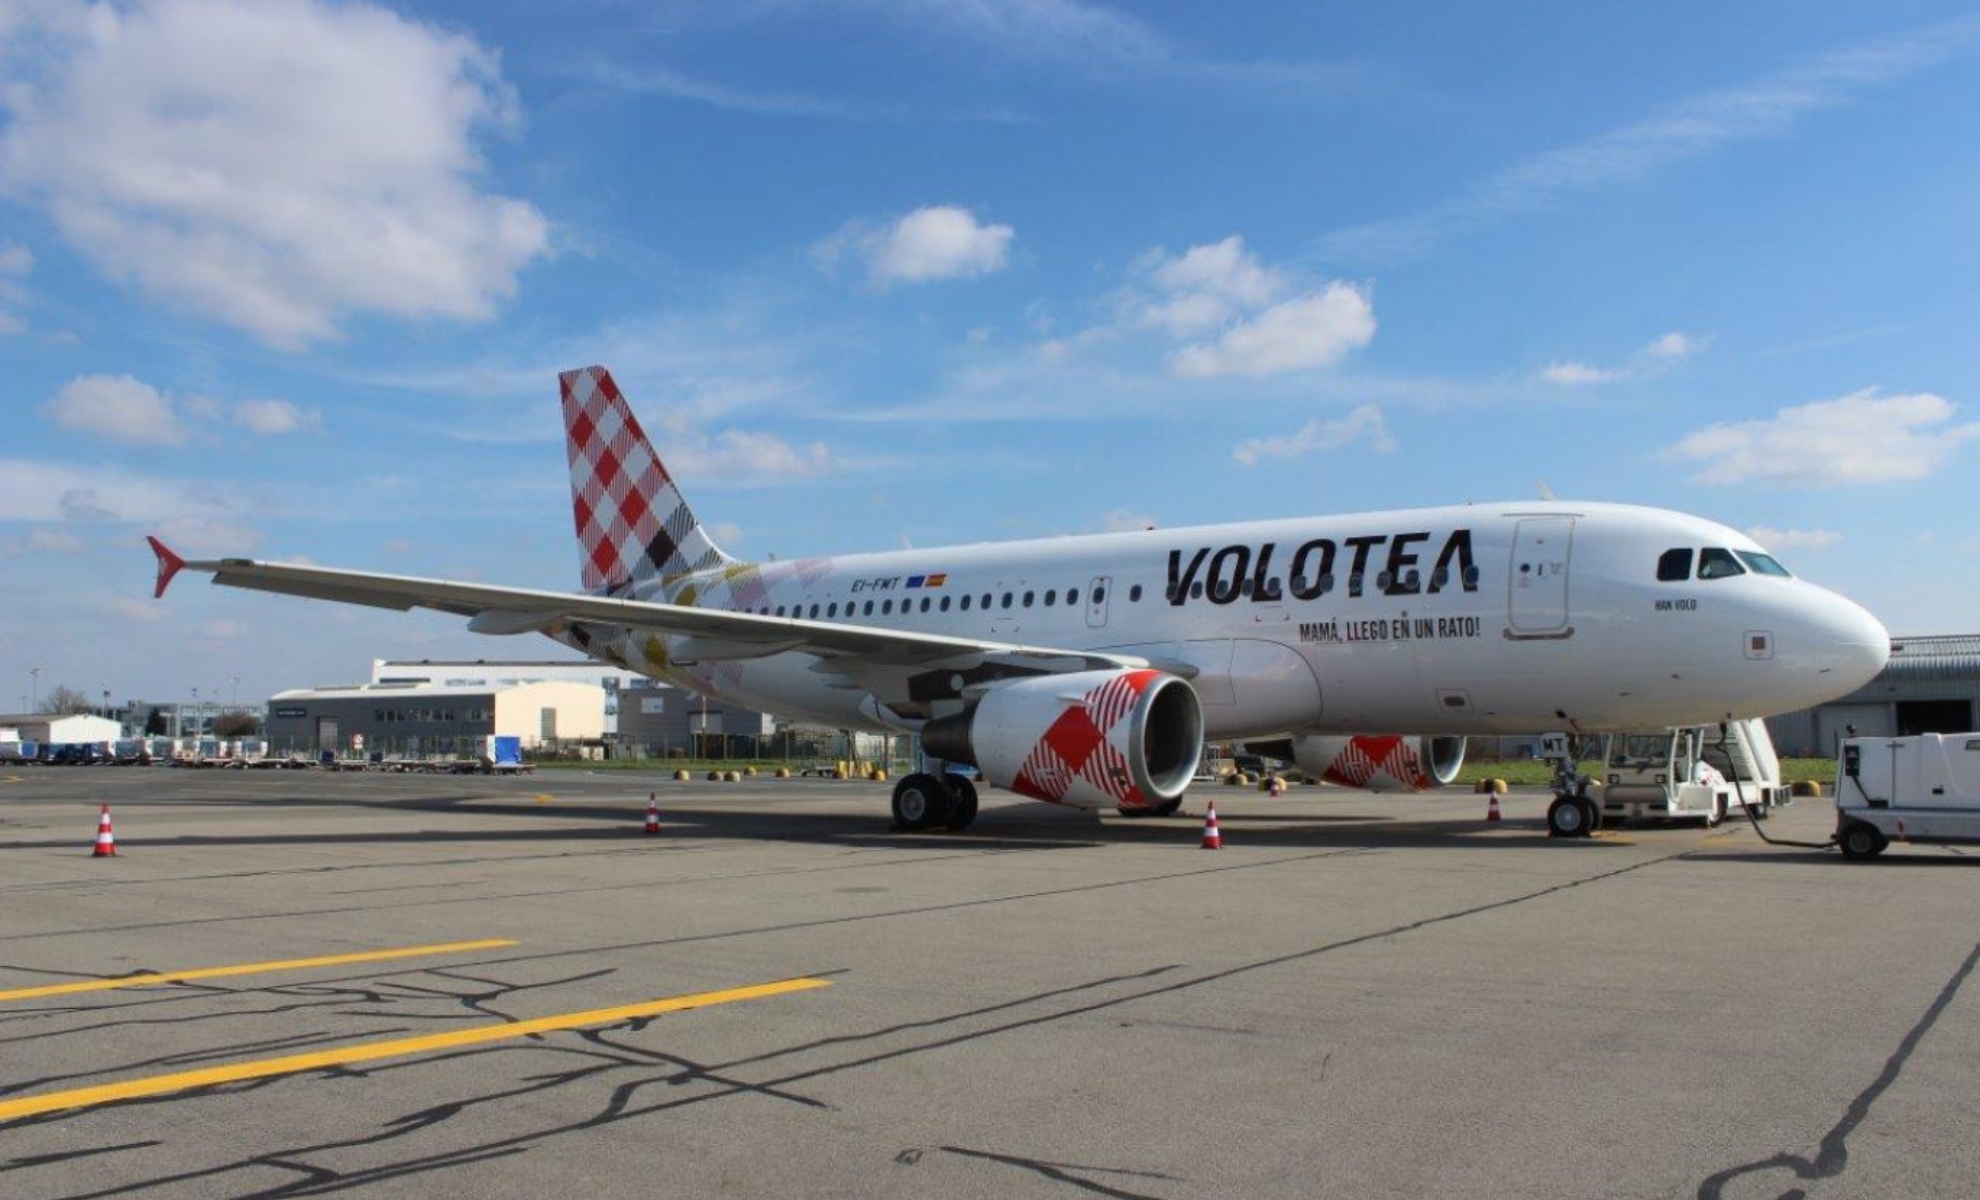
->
560, 365, 735, 596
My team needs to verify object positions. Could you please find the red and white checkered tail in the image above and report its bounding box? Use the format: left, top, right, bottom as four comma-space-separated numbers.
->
561, 366, 735, 596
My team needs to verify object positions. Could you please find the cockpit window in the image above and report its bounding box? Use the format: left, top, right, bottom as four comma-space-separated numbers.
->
1697, 547, 1746, 580
1656, 548, 1693, 582
1736, 550, 1792, 578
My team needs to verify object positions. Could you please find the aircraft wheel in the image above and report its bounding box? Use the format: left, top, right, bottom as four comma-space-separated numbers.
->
942, 775, 979, 831
892, 773, 952, 831
1838, 822, 1887, 862
1115, 797, 1184, 819
1547, 795, 1591, 839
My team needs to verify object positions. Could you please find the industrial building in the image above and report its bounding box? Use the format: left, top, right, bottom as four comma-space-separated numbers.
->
616, 681, 780, 758
1764, 634, 1980, 756
263, 680, 605, 758
0, 713, 123, 747
369, 659, 642, 734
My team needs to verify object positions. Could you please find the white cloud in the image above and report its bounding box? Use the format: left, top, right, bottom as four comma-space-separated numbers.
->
1746, 526, 1842, 552
1137, 236, 1282, 335
1172, 283, 1376, 378
1664, 389, 1980, 484
0, 238, 29, 330
1539, 361, 1625, 386
820, 205, 1015, 287
0, 0, 550, 348
2, 527, 85, 556
1645, 331, 1706, 360
1538, 331, 1709, 385
1319, 16, 1980, 261
1233, 404, 1395, 466
43, 374, 185, 444
0, 242, 29, 276
155, 514, 262, 555
0, 458, 248, 528
671, 429, 834, 483
235, 398, 321, 435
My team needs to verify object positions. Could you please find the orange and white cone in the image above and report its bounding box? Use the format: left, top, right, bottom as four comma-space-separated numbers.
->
1200, 802, 1222, 850
644, 793, 661, 836
1486, 793, 1502, 822
92, 805, 117, 857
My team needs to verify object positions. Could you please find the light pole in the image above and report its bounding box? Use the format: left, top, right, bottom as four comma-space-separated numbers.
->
230, 676, 240, 710
190, 687, 199, 738
29, 666, 41, 712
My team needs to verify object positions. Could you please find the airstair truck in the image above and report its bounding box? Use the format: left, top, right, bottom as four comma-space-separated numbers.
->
1835, 733, 1980, 860
1597, 719, 1786, 828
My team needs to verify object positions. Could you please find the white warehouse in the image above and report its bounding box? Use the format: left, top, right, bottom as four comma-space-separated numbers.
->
262, 681, 606, 758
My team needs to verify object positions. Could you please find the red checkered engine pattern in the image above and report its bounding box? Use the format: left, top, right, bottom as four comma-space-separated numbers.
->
1320, 735, 1430, 790
561, 366, 730, 596
1009, 669, 1157, 809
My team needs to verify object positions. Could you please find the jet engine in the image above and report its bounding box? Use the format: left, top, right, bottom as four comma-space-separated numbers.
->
921, 669, 1203, 811
1292, 734, 1466, 791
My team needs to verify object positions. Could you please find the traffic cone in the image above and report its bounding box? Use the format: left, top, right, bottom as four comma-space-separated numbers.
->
1486, 793, 1502, 822
1200, 802, 1222, 850
644, 793, 661, 836
92, 805, 116, 857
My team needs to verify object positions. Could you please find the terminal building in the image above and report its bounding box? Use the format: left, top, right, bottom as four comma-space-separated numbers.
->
1764, 634, 1980, 756
263, 680, 606, 758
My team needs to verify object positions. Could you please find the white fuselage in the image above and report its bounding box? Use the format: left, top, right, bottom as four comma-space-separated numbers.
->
561, 501, 1889, 739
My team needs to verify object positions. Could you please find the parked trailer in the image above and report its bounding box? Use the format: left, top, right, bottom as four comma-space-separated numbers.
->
1835, 732, 1980, 861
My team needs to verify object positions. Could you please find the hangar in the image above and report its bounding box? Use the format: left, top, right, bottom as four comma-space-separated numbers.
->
0, 713, 123, 747
262, 681, 605, 758
1765, 634, 1979, 756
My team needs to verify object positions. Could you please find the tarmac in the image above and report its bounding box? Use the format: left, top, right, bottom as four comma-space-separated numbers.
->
1, 767, 1975, 1199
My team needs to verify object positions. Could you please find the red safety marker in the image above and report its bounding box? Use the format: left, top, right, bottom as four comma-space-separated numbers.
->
644, 793, 661, 835
92, 805, 117, 857
1486, 793, 1502, 822
1200, 802, 1222, 850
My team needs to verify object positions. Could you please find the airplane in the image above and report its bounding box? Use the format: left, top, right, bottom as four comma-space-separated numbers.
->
148, 365, 1891, 838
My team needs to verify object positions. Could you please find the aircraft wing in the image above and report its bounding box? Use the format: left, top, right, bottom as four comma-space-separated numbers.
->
146, 537, 1151, 673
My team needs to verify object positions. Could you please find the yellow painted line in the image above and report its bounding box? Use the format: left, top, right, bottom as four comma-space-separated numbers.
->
0, 939, 519, 1004
0, 976, 830, 1122
533, 792, 555, 805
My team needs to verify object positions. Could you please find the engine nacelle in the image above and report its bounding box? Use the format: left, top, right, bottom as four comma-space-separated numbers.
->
1293, 734, 1465, 792
922, 669, 1203, 811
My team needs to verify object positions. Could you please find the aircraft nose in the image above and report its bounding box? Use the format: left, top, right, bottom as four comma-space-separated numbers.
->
1808, 590, 1890, 693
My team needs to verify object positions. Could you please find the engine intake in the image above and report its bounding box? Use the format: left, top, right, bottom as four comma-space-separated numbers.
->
923, 669, 1203, 810
1292, 734, 1465, 792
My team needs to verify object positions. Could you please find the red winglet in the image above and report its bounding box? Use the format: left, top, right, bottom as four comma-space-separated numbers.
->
147, 535, 186, 599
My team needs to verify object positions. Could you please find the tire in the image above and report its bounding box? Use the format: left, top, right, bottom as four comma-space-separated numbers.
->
1580, 797, 1602, 834
1705, 794, 1726, 829
942, 775, 979, 831
1838, 821, 1887, 862
892, 773, 952, 831
1116, 796, 1185, 819
1547, 795, 1590, 839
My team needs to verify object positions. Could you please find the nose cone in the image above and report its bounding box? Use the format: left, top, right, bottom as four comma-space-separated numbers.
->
1811, 590, 1891, 696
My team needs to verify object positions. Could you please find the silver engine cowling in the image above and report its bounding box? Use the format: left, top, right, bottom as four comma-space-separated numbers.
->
922, 669, 1203, 811
1293, 734, 1466, 791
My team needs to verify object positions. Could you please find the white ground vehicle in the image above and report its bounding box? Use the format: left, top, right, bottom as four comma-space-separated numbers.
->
1835, 732, 1980, 861
1544, 720, 1786, 836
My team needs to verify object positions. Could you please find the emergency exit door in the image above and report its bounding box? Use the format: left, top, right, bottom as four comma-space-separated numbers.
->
1508, 517, 1574, 636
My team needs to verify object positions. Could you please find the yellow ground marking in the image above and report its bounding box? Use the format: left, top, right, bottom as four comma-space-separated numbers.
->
0, 976, 830, 1122
0, 939, 519, 1004
533, 792, 555, 804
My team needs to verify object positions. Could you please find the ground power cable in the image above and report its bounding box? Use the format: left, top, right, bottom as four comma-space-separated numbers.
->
1719, 724, 1834, 851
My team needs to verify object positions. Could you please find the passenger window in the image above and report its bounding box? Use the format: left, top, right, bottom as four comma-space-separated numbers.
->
863, 600, 873, 615
808, 604, 819, 618
775, 605, 785, 617
961, 595, 972, 611
1068, 587, 1080, 606
1129, 584, 1142, 602
1001, 592, 1013, 609
1023, 591, 1034, 607
940, 596, 951, 612
1190, 581, 1203, 599
883, 599, 894, 614
1698, 548, 1746, 580
828, 602, 838, 617
1044, 589, 1056, 606
921, 597, 931, 612
1656, 548, 1693, 582
1093, 586, 1106, 604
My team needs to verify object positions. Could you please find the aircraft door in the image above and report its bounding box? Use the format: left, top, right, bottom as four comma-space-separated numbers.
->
1508, 517, 1574, 636
1085, 576, 1111, 628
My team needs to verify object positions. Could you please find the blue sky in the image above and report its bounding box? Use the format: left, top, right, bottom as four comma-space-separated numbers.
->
2, 0, 1977, 711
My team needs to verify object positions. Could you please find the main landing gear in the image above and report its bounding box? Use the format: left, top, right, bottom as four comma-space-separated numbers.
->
891, 772, 979, 832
